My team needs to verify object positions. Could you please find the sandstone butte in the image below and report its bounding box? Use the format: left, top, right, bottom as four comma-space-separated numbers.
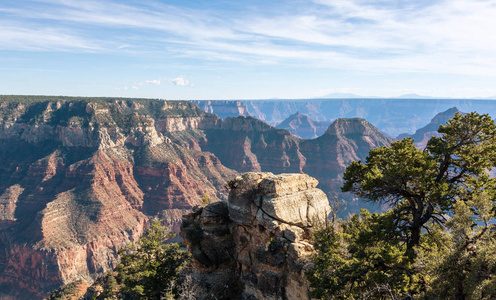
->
181, 172, 331, 300
0, 96, 393, 298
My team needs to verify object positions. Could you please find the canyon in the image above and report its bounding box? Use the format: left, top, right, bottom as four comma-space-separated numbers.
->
0, 97, 235, 298
198, 116, 394, 215
192, 99, 496, 137
0, 95, 459, 298
397, 107, 461, 149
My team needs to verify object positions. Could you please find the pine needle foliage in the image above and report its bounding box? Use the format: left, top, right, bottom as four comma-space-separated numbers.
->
308, 112, 496, 299
115, 220, 189, 299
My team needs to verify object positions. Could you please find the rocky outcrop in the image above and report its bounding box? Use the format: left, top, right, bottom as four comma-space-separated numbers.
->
181, 172, 331, 300
301, 118, 395, 213
276, 112, 331, 139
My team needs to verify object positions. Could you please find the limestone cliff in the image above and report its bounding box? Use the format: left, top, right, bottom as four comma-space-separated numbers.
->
201, 116, 305, 174
181, 172, 331, 300
190, 100, 250, 120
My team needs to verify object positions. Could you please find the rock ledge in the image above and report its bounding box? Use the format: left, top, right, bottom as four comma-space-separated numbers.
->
181, 172, 330, 300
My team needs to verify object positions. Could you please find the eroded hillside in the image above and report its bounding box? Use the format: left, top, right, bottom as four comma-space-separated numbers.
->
0, 96, 236, 298
0, 96, 394, 297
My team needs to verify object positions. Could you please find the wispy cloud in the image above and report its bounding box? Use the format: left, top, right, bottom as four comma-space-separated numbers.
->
116, 76, 194, 91
2, 0, 496, 76
0, 24, 101, 51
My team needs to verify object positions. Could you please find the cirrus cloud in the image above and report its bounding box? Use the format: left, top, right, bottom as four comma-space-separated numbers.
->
3, 0, 496, 99
3, 0, 496, 76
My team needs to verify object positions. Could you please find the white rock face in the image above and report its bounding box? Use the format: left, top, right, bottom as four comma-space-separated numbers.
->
181, 172, 331, 300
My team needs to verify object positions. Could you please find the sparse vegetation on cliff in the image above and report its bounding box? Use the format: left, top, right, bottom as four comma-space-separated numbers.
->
116, 220, 188, 299
70, 220, 189, 300
47, 280, 86, 300
0, 95, 206, 129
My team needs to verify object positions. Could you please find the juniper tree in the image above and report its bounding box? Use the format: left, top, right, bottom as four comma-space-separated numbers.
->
116, 220, 189, 299
308, 112, 496, 298
342, 112, 496, 254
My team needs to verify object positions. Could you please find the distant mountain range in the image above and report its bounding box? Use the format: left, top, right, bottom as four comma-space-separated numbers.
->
275, 106, 465, 145
318, 92, 434, 99
319, 92, 364, 98
398, 107, 461, 149
395, 93, 433, 99
192, 98, 496, 137
318, 93, 496, 99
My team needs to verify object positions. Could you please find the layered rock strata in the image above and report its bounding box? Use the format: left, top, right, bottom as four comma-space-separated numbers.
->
0, 96, 236, 298
300, 118, 395, 194
181, 172, 331, 300
198, 116, 394, 215
0, 96, 393, 297
190, 100, 250, 120
201, 116, 305, 174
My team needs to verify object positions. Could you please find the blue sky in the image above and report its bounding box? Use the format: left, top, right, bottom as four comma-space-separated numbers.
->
1, 0, 496, 99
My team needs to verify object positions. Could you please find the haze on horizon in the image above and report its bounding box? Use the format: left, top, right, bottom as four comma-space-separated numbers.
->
1, 0, 496, 100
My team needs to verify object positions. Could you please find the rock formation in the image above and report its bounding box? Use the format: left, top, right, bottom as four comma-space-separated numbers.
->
181, 172, 331, 300
198, 116, 394, 215
300, 118, 395, 195
276, 112, 331, 139
0, 96, 395, 297
191, 100, 250, 120
201, 116, 305, 174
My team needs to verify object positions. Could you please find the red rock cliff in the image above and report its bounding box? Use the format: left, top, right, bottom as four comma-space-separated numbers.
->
0, 97, 236, 298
